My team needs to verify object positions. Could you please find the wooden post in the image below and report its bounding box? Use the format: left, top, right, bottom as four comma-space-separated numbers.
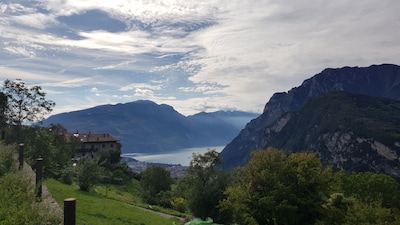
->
36, 158, 43, 198
18, 143, 24, 170
64, 198, 76, 225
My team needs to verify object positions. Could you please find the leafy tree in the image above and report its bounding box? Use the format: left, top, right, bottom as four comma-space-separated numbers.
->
77, 157, 102, 191
317, 194, 400, 225
341, 172, 400, 209
140, 166, 172, 205
183, 150, 231, 223
24, 126, 75, 179
220, 148, 334, 225
1, 79, 55, 126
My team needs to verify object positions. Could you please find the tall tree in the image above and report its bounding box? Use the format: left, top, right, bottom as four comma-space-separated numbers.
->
1, 79, 55, 126
183, 150, 231, 223
220, 148, 334, 225
140, 166, 173, 205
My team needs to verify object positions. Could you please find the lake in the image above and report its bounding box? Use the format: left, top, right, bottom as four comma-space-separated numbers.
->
121, 146, 225, 166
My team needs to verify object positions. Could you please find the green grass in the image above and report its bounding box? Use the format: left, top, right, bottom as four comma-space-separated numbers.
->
94, 180, 142, 205
45, 179, 180, 225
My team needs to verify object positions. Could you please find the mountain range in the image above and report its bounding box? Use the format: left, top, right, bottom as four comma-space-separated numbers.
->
42, 100, 258, 154
220, 64, 400, 178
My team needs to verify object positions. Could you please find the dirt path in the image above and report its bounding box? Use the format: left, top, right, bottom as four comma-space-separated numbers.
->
22, 162, 63, 219
135, 205, 186, 222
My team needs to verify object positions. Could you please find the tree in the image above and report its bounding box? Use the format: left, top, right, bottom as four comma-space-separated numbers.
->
183, 150, 231, 223
77, 157, 102, 191
341, 172, 400, 209
24, 126, 75, 179
1, 79, 55, 126
220, 148, 334, 225
140, 166, 172, 205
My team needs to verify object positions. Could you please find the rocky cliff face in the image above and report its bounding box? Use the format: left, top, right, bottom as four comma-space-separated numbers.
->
220, 64, 400, 174
314, 132, 400, 177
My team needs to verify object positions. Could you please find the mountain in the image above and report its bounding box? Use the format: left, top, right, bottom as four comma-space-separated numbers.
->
42, 100, 258, 153
220, 64, 400, 173
272, 92, 400, 177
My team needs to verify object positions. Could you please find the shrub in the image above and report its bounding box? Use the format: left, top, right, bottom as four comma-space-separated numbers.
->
0, 172, 62, 224
0, 144, 17, 176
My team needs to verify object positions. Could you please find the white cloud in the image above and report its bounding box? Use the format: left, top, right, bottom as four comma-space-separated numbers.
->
12, 13, 58, 29
119, 83, 162, 92
3, 46, 36, 57
1, 0, 400, 117
135, 89, 154, 98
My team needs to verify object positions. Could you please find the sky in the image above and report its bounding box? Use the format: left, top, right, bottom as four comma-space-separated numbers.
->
0, 0, 399, 117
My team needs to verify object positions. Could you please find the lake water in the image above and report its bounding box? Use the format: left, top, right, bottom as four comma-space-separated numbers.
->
121, 146, 225, 166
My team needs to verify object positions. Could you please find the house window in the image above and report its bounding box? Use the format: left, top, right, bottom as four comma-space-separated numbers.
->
111, 144, 113, 148
102, 144, 105, 148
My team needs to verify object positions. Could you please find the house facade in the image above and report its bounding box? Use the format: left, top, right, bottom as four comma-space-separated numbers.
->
73, 133, 121, 158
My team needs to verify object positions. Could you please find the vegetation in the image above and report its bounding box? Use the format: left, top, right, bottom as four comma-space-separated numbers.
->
1, 79, 55, 126
0, 144, 62, 225
182, 150, 231, 223
2, 80, 400, 224
45, 179, 179, 225
220, 148, 334, 225
140, 166, 173, 205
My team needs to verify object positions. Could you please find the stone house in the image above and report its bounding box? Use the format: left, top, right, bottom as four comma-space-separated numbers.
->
72, 133, 121, 158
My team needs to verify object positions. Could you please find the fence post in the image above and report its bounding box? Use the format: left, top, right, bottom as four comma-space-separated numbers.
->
18, 143, 24, 170
35, 157, 43, 199
64, 198, 76, 225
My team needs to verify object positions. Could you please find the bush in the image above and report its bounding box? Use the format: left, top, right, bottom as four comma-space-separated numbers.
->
0, 172, 62, 224
59, 166, 76, 185
171, 197, 187, 213
0, 144, 17, 176
77, 157, 102, 191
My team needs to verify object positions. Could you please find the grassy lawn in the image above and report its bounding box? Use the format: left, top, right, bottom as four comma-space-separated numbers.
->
45, 179, 180, 225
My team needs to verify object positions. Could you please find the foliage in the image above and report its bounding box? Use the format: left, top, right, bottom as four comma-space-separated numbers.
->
140, 166, 173, 205
0, 144, 17, 176
317, 194, 400, 225
59, 165, 76, 185
98, 151, 134, 185
77, 157, 103, 191
0, 172, 62, 224
1, 79, 55, 126
341, 172, 400, 209
171, 197, 187, 213
220, 148, 334, 225
45, 179, 180, 225
23, 125, 75, 179
183, 150, 231, 223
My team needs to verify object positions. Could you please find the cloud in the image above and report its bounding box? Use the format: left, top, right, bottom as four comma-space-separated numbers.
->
134, 89, 154, 98
119, 83, 162, 92
3, 46, 36, 57
0, 0, 400, 118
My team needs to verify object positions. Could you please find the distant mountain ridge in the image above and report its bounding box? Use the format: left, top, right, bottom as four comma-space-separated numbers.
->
220, 64, 400, 176
42, 100, 258, 153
